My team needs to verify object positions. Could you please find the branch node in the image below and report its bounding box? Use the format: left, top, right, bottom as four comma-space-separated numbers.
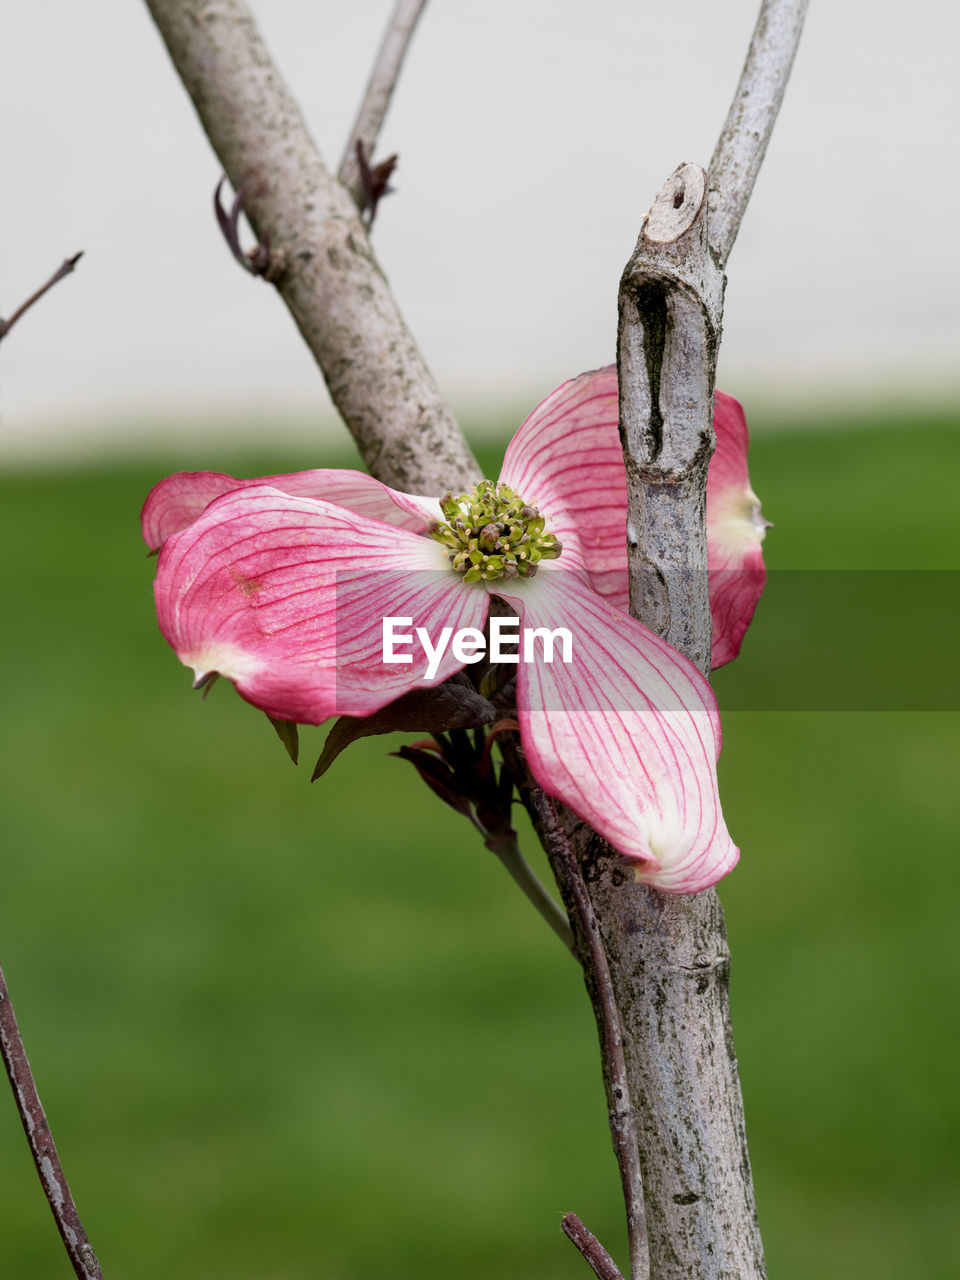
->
644, 163, 706, 243
213, 176, 285, 282
355, 139, 399, 227
338, 0, 426, 202
561, 1212, 626, 1280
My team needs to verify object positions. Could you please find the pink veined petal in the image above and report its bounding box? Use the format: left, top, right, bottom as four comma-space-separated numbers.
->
706, 392, 769, 667
499, 367, 626, 600
142, 468, 440, 550
502, 366, 767, 668
496, 568, 736, 894
155, 485, 489, 723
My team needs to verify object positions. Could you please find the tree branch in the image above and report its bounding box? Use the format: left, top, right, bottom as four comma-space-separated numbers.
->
338, 0, 428, 204
618, 161, 723, 673
0, 253, 83, 344
143, 0, 477, 497
562, 1212, 626, 1280
511, 764, 648, 1280
590, 3, 807, 1273
708, 0, 809, 267
0, 964, 105, 1280
579, 865, 765, 1279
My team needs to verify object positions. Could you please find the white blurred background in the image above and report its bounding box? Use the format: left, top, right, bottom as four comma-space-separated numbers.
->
1, 0, 957, 461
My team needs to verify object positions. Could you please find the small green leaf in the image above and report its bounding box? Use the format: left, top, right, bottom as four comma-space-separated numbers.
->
267, 715, 299, 765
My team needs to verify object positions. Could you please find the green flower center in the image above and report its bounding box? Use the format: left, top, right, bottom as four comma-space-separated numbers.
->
429, 481, 563, 583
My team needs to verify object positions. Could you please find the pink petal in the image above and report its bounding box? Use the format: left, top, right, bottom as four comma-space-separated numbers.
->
142, 468, 439, 550
706, 392, 768, 667
155, 486, 488, 723
499, 367, 628, 604
501, 367, 767, 667
496, 568, 736, 893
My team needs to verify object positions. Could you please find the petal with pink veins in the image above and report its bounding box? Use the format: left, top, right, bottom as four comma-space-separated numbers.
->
706, 392, 769, 667
496, 568, 736, 893
499, 367, 628, 607
142, 468, 439, 550
154, 485, 488, 724
501, 366, 767, 668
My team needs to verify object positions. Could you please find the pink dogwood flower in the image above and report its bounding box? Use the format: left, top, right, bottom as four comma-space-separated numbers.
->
144, 368, 767, 893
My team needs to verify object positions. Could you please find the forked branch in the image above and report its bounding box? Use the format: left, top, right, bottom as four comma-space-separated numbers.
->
562, 1213, 626, 1280
143, 0, 477, 497
140, 4, 806, 1277
592, 4, 807, 1276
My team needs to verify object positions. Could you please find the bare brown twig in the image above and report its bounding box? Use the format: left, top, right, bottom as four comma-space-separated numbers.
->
562, 1213, 626, 1280
0, 964, 104, 1280
0, 253, 83, 344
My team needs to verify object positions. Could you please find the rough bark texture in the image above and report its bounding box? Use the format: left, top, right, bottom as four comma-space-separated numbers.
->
144, 0, 479, 497
525, 789, 764, 1279
618, 163, 724, 676
577, 151, 765, 1280
577, 5, 809, 1265
584, 857, 764, 1279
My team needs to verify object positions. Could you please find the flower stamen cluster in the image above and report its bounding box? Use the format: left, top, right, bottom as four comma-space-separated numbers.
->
429, 481, 562, 583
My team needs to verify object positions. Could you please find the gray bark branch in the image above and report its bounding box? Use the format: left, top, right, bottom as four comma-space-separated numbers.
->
338, 0, 428, 203
708, 0, 809, 267
618, 162, 723, 675
582, 866, 765, 1279
613, 178, 764, 1274
599, 3, 808, 1273
144, 0, 478, 497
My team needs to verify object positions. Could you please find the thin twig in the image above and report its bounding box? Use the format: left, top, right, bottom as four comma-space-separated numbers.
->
708, 0, 809, 265
0, 964, 104, 1280
527, 788, 649, 1280
0, 253, 83, 343
485, 832, 576, 954
562, 1212, 626, 1280
338, 0, 428, 200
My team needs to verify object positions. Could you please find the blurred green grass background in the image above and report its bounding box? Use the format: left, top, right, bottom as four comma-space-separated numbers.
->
1, 411, 958, 1279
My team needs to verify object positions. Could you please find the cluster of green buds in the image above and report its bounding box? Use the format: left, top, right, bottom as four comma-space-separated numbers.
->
429, 480, 563, 583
